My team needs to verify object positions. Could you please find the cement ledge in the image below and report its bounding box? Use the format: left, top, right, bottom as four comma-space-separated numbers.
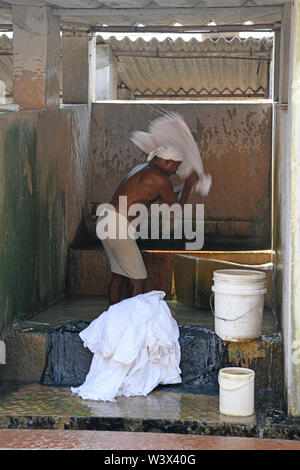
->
0, 384, 298, 441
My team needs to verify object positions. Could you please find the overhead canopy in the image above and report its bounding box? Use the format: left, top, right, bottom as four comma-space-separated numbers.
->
0, 0, 284, 101
0, 0, 291, 27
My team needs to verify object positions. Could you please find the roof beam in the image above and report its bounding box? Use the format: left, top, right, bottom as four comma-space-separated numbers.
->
52, 6, 282, 25
112, 50, 271, 61
0, 23, 11, 30
91, 23, 277, 33
1, 22, 279, 34
53, 6, 282, 16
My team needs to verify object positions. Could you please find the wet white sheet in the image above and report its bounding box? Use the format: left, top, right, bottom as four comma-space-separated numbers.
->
71, 291, 181, 402
130, 111, 212, 196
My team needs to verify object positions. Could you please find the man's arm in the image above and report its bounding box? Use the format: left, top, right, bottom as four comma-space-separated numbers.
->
158, 171, 199, 207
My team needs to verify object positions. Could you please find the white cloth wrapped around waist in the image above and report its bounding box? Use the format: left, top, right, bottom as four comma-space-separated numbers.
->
96, 204, 136, 240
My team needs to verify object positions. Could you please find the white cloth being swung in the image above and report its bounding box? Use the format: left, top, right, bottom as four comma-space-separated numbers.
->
130, 111, 212, 196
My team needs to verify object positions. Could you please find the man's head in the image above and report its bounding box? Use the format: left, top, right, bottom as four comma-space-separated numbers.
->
147, 143, 184, 175
151, 156, 181, 175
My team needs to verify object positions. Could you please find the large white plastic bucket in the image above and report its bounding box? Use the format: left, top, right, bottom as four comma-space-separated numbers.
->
211, 269, 267, 342
219, 367, 255, 417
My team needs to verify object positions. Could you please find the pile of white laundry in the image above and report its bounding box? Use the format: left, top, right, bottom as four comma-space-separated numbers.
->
71, 291, 182, 402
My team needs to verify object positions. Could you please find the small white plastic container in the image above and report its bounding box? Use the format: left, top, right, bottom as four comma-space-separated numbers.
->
218, 367, 255, 417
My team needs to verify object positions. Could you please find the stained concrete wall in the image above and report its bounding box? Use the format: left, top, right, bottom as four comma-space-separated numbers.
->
13, 5, 60, 110
89, 102, 272, 250
0, 105, 90, 334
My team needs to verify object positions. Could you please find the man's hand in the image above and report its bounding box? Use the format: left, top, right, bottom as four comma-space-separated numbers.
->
174, 184, 184, 194
156, 169, 199, 207
185, 171, 199, 187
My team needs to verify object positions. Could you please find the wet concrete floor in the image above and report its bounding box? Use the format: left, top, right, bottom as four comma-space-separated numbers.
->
0, 296, 294, 441
15, 295, 278, 333
1, 429, 300, 450
0, 381, 299, 441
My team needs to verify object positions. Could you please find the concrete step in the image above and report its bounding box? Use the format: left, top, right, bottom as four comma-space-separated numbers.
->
0, 382, 297, 440
0, 296, 283, 391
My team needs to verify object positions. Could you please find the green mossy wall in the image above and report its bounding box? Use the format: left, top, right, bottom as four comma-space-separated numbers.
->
0, 106, 90, 334
0, 122, 39, 331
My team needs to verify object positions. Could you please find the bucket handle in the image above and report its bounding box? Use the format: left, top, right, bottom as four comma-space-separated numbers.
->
219, 377, 254, 392
210, 293, 264, 322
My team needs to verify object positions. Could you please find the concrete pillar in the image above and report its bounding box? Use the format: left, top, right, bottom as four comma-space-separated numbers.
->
95, 44, 117, 101
62, 32, 96, 104
279, 4, 292, 104
12, 6, 60, 110
273, 29, 281, 102
278, 0, 300, 416
287, 0, 300, 416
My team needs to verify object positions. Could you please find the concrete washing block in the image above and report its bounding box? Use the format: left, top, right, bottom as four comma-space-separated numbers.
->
173, 254, 273, 310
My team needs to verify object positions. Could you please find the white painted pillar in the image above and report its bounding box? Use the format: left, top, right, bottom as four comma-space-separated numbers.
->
12, 6, 60, 110
277, 0, 300, 416
273, 29, 281, 102
95, 44, 117, 101
287, 0, 300, 416
279, 4, 292, 104
62, 32, 96, 104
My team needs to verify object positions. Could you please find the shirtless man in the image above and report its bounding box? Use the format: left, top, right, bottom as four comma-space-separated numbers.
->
97, 143, 199, 305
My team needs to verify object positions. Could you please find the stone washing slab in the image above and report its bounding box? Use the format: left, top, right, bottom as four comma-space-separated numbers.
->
40, 322, 283, 391
41, 323, 226, 392
0, 319, 283, 390
0, 295, 283, 390
173, 254, 274, 310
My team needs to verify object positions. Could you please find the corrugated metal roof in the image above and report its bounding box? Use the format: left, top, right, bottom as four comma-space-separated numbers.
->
99, 35, 273, 98
0, 33, 273, 102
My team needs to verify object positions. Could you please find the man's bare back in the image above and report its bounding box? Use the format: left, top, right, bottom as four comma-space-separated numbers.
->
110, 163, 169, 221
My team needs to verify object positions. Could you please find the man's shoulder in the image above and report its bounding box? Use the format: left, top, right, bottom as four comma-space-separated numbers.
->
142, 165, 169, 185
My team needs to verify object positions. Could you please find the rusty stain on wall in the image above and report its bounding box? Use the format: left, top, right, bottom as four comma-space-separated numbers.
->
24, 158, 33, 195
227, 341, 263, 368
